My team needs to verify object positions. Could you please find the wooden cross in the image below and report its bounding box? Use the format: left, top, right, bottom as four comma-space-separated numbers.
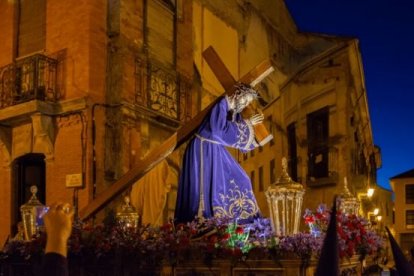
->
202, 47, 274, 145
202, 46, 274, 92
79, 46, 274, 221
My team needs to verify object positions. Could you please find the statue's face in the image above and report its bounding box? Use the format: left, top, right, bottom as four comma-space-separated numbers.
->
236, 94, 254, 112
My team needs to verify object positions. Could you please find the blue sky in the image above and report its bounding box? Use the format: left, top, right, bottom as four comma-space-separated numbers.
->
285, 0, 414, 190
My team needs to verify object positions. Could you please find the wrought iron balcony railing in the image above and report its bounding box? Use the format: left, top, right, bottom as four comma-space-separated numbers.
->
135, 57, 191, 122
0, 54, 59, 108
308, 146, 339, 182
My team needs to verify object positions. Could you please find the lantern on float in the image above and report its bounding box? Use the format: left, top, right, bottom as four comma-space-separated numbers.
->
116, 195, 139, 228
265, 158, 305, 236
20, 185, 46, 240
337, 177, 360, 215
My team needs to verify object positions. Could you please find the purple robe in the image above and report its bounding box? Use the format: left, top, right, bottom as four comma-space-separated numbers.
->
175, 96, 260, 223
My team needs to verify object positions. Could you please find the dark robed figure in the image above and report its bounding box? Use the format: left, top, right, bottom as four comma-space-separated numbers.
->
175, 84, 263, 223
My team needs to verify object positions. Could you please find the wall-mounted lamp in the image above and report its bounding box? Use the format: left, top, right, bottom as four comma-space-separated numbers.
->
358, 187, 375, 201
367, 188, 375, 198
373, 208, 379, 216
376, 215, 382, 222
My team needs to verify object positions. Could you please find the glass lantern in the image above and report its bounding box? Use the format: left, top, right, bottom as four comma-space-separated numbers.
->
337, 177, 360, 215
265, 157, 305, 236
20, 185, 46, 240
116, 195, 139, 228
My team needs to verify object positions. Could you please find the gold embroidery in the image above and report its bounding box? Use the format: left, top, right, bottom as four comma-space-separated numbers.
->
213, 179, 259, 220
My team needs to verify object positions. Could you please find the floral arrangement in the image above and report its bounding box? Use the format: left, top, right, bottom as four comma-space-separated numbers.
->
303, 204, 384, 259
1, 217, 319, 266
1, 217, 277, 266
1, 208, 383, 268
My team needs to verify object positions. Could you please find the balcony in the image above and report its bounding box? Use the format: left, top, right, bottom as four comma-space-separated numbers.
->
134, 57, 192, 124
0, 54, 59, 109
307, 146, 339, 186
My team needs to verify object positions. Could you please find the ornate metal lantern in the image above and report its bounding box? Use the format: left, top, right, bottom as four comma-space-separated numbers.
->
337, 177, 360, 215
20, 185, 45, 240
116, 196, 139, 228
265, 158, 305, 236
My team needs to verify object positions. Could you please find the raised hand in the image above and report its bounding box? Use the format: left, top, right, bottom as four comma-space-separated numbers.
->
44, 202, 74, 257
249, 113, 264, 126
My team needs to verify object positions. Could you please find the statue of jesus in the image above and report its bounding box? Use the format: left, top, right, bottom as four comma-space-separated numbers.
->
175, 83, 264, 223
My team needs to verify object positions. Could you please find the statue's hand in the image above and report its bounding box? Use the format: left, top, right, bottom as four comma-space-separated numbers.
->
249, 113, 264, 126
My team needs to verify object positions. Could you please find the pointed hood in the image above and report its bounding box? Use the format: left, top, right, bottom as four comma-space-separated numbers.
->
385, 226, 414, 275
315, 197, 339, 276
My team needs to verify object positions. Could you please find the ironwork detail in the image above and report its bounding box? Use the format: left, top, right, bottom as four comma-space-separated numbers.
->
148, 63, 178, 119
0, 54, 58, 108
135, 58, 191, 122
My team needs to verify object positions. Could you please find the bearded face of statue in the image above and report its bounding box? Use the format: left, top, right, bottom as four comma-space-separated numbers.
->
233, 93, 254, 113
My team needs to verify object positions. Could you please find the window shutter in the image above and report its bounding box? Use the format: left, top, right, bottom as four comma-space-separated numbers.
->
18, 0, 46, 57
147, 0, 175, 65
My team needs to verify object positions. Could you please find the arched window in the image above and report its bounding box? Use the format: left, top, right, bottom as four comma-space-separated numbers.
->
12, 153, 46, 234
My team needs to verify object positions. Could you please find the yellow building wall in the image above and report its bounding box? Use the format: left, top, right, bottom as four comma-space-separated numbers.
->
392, 177, 414, 248
193, 1, 239, 102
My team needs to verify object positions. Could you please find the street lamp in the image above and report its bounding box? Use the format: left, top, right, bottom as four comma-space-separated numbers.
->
367, 188, 375, 198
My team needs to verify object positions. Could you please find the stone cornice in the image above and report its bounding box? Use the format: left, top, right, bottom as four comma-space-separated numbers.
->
0, 97, 87, 125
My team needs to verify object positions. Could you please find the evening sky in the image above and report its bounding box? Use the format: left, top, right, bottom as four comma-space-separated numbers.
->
285, 0, 414, 190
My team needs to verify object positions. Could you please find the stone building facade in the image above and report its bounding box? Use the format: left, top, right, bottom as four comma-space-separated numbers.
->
390, 169, 414, 253
0, 0, 384, 243
0, 0, 197, 243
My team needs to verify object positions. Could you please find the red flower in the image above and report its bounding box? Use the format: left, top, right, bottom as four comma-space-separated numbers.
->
304, 216, 315, 224
222, 233, 231, 240
235, 227, 244, 235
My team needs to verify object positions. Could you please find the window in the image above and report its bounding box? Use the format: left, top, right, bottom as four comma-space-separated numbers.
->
287, 122, 297, 181
270, 159, 276, 184
369, 153, 377, 185
145, 0, 176, 64
259, 166, 264, 192
267, 115, 275, 146
406, 210, 414, 228
406, 184, 414, 204
17, 0, 46, 57
393, 209, 395, 224
307, 107, 329, 179
250, 171, 255, 191
400, 233, 414, 254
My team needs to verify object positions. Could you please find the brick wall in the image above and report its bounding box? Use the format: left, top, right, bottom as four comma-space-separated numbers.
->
0, 1, 15, 66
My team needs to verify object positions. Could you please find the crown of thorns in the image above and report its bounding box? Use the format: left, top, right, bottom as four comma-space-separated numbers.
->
232, 83, 258, 99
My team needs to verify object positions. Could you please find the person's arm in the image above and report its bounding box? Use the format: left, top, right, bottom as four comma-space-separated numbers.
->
42, 202, 73, 275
